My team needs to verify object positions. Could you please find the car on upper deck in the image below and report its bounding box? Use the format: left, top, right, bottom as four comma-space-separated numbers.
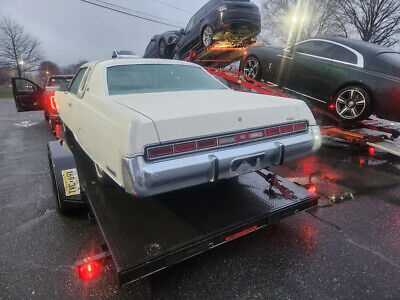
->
240, 37, 400, 123
53, 58, 320, 197
173, 0, 261, 60
143, 31, 183, 59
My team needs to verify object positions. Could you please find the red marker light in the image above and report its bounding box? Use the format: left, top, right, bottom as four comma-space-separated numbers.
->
76, 261, 100, 281
359, 158, 365, 165
308, 184, 317, 194
329, 104, 335, 110
368, 147, 376, 155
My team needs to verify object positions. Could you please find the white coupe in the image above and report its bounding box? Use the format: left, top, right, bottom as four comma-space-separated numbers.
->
55, 59, 321, 197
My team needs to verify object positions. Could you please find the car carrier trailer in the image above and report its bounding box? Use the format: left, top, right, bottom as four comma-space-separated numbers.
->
48, 136, 319, 285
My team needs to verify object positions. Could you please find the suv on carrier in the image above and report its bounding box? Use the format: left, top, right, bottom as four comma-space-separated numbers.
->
173, 0, 261, 60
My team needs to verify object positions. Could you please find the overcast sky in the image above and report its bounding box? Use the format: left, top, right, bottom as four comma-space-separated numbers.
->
1, 0, 262, 66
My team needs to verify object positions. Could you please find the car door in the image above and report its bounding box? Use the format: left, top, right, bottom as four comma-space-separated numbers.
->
285, 40, 337, 101
179, 15, 198, 58
12, 78, 44, 112
61, 67, 88, 136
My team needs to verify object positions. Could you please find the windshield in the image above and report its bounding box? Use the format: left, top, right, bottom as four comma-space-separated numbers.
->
107, 64, 227, 95
47, 77, 73, 87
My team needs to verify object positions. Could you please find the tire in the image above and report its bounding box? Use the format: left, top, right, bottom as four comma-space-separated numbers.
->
202, 25, 214, 47
159, 39, 167, 57
241, 56, 262, 81
334, 86, 371, 123
48, 151, 73, 214
173, 51, 180, 60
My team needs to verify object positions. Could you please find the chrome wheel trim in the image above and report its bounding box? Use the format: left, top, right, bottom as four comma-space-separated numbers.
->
336, 89, 366, 120
159, 40, 166, 56
243, 57, 260, 79
202, 26, 214, 47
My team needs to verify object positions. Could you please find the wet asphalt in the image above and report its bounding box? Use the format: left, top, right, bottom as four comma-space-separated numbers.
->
0, 98, 399, 299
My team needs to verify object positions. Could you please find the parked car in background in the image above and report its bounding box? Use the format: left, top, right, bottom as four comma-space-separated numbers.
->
112, 50, 139, 59
43, 75, 73, 124
173, 0, 260, 60
143, 30, 183, 59
240, 37, 400, 123
54, 59, 320, 197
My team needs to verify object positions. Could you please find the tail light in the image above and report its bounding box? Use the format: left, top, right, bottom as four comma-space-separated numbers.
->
146, 121, 308, 160
50, 95, 56, 110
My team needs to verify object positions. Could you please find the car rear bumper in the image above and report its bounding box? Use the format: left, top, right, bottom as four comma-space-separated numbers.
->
122, 126, 321, 197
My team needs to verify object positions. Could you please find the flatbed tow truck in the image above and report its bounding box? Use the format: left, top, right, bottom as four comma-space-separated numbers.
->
46, 42, 321, 285
47, 41, 400, 286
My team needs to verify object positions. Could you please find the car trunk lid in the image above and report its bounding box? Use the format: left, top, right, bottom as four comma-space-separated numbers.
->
113, 89, 314, 143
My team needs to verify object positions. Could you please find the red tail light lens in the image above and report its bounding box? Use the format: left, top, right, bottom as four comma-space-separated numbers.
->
148, 146, 173, 158
293, 122, 307, 131
174, 142, 196, 153
265, 127, 279, 136
280, 125, 294, 134
236, 132, 250, 143
197, 138, 217, 149
146, 121, 308, 160
50, 95, 56, 110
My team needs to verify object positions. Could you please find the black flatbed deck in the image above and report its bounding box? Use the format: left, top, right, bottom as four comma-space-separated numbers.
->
66, 141, 318, 285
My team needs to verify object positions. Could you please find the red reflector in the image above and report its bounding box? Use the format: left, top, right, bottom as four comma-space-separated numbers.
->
225, 225, 258, 241
174, 142, 196, 153
293, 122, 307, 131
265, 127, 279, 136
76, 261, 100, 281
197, 138, 217, 149
249, 130, 265, 140
236, 132, 250, 143
148, 146, 173, 158
218, 135, 236, 146
368, 147, 376, 155
280, 125, 294, 134
307, 184, 316, 194
329, 104, 335, 110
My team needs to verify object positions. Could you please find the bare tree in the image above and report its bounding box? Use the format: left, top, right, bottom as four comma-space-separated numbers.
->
337, 0, 400, 47
61, 60, 88, 75
0, 16, 44, 77
260, 0, 348, 46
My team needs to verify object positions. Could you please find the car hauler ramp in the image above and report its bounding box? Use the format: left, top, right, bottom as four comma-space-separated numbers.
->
51, 140, 319, 285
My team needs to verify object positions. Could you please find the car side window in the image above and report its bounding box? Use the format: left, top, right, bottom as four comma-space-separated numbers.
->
15, 79, 38, 92
77, 67, 92, 96
295, 41, 337, 59
69, 67, 88, 95
332, 46, 358, 65
185, 15, 196, 33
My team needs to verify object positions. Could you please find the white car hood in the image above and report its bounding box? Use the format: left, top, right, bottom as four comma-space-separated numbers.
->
113, 89, 316, 143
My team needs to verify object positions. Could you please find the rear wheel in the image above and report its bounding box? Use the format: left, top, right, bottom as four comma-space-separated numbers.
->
241, 56, 262, 81
159, 39, 167, 57
202, 25, 214, 47
334, 86, 371, 123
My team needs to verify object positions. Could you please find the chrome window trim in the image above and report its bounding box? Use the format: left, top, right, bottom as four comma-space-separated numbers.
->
283, 87, 327, 104
284, 39, 364, 68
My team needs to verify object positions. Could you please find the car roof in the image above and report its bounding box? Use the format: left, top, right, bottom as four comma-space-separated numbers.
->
322, 37, 396, 55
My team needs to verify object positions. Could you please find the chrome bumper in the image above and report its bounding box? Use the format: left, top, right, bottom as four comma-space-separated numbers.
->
122, 126, 321, 197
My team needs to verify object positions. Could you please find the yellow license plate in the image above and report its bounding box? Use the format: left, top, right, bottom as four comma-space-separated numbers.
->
62, 169, 81, 196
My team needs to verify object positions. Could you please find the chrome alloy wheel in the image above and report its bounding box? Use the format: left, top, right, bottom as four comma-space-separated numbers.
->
243, 57, 260, 79
336, 89, 366, 120
202, 26, 214, 47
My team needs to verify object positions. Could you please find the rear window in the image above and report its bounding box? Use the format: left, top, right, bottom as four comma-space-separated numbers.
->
107, 64, 227, 95
47, 77, 73, 87
374, 52, 400, 77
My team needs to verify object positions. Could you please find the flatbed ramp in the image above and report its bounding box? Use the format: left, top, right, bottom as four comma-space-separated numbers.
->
51, 140, 318, 285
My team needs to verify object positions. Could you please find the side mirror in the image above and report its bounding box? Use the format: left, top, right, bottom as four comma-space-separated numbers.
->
180, 28, 185, 35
